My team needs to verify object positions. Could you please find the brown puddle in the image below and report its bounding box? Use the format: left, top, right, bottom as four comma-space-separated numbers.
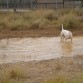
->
0, 37, 83, 64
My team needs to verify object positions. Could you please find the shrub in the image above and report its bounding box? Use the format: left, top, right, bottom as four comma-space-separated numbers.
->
9, 67, 25, 80
56, 13, 80, 30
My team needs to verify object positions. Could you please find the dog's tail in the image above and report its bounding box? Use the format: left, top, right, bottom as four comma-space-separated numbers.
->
62, 24, 64, 30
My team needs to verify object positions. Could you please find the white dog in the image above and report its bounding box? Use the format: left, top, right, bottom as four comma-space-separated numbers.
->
60, 24, 72, 42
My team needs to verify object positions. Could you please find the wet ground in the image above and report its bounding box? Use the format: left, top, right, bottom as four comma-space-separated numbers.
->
0, 37, 83, 64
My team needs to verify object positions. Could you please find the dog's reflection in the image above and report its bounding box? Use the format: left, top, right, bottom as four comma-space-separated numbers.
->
61, 42, 73, 57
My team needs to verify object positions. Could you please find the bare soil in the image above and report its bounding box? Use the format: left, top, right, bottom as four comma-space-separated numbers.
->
0, 28, 58, 39
0, 28, 83, 39
0, 55, 83, 83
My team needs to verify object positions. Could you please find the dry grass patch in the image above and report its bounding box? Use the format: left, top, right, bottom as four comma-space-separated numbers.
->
0, 8, 83, 38
9, 66, 26, 80
0, 66, 27, 83
42, 74, 83, 83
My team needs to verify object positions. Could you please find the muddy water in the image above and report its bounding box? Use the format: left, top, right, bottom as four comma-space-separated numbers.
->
0, 37, 83, 64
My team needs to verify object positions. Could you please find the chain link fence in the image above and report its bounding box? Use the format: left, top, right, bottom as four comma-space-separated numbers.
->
0, 0, 82, 10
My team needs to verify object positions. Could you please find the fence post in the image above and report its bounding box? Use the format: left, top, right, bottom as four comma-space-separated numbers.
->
7, 0, 9, 11
63, 0, 64, 8
31, 0, 32, 9
81, 0, 83, 7
20, 0, 21, 8
14, 0, 16, 12
45, 3, 47, 8
35, 0, 37, 8
56, 0, 57, 8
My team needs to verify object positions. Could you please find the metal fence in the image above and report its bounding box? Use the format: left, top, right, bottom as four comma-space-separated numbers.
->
0, 0, 82, 9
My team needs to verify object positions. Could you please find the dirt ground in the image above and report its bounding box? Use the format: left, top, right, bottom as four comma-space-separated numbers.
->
0, 28, 58, 39
0, 28, 83, 39
0, 55, 83, 83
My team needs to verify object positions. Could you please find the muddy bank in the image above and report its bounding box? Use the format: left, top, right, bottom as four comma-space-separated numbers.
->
0, 55, 83, 83
0, 28, 83, 39
0, 28, 58, 39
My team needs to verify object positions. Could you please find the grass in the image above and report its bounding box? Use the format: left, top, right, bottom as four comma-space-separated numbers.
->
42, 74, 83, 83
0, 8, 83, 38
9, 66, 26, 80
0, 66, 26, 83
0, 8, 83, 31
43, 76, 67, 83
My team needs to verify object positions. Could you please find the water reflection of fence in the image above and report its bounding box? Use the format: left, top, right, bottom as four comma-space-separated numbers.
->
61, 42, 73, 57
